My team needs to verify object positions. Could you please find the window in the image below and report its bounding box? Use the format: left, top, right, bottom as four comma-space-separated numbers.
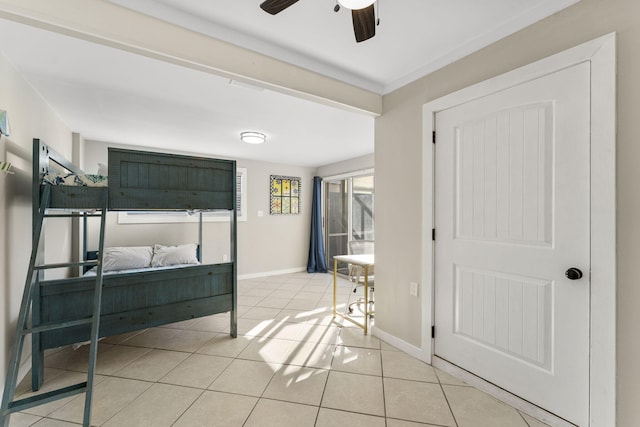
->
117, 167, 247, 224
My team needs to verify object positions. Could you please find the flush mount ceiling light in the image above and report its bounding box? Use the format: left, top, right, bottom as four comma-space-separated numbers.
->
240, 131, 266, 145
337, 0, 375, 10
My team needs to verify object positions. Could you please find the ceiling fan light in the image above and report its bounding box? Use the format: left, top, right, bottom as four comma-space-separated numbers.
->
240, 131, 266, 144
337, 0, 375, 10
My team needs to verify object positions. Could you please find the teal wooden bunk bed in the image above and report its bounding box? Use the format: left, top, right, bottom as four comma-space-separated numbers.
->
30, 139, 237, 390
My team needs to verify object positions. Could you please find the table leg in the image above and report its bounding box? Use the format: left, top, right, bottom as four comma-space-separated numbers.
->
363, 265, 369, 335
333, 259, 337, 318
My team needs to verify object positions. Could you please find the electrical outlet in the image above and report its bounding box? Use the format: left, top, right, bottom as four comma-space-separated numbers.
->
222, 254, 229, 262
258, 210, 264, 217
410, 282, 419, 297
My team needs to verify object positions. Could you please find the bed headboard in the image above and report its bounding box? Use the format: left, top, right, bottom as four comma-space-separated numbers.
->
107, 148, 236, 211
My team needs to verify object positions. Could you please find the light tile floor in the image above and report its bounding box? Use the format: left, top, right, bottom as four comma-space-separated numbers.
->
9, 272, 550, 426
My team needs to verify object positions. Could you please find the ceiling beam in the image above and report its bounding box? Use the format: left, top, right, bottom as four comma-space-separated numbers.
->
0, 0, 382, 116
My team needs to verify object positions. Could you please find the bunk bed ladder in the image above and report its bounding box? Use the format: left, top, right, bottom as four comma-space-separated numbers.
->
0, 186, 108, 427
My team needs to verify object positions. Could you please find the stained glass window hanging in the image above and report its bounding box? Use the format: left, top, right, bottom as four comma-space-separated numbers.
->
270, 175, 301, 215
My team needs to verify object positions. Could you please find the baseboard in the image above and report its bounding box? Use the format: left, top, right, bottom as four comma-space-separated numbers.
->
238, 267, 307, 280
371, 326, 425, 360
432, 356, 576, 427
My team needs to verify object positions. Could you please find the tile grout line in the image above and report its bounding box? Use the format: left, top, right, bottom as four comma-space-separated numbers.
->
438, 380, 460, 427
169, 388, 206, 427
314, 299, 343, 427
235, 289, 268, 427
28, 273, 526, 426
518, 409, 534, 427
379, 334, 388, 426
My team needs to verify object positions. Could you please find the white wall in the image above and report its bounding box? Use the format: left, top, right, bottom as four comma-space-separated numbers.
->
83, 140, 317, 277
375, 0, 639, 424
238, 157, 316, 277
0, 52, 72, 385
316, 153, 373, 178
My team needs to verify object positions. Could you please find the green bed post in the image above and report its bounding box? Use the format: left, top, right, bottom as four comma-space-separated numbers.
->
31, 139, 45, 391
230, 161, 237, 338
198, 211, 203, 262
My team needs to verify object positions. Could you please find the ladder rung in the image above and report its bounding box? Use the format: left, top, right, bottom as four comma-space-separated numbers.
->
34, 260, 98, 270
43, 212, 102, 218
23, 317, 94, 335
4, 382, 87, 415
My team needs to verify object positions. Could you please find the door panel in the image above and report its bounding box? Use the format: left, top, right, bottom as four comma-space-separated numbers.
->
454, 266, 552, 370
435, 62, 590, 426
455, 102, 553, 246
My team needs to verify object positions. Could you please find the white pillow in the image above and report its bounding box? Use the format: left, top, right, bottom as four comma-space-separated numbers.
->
152, 243, 198, 267
97, 163, 108, 176
102, 246, 153, 272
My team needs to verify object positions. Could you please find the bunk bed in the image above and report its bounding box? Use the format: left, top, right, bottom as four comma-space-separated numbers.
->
30, 139, 237, 390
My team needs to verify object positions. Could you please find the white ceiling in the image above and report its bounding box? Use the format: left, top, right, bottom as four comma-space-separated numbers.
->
0, 0, 578, 168
111, 0, 578, 94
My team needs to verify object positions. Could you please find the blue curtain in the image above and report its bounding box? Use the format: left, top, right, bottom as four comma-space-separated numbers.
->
307, 176, 328, 273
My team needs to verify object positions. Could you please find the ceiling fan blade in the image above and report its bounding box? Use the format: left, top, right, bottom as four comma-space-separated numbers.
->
352, 5, 376, 43
260, 0, 299, 15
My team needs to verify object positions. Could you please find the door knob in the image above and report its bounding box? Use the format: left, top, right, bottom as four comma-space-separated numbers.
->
565, 268, 583, 280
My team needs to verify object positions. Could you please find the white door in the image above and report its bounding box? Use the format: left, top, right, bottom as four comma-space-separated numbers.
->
434, 62, 590, 426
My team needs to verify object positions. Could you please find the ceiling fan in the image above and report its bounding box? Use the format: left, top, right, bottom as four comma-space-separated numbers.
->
259, 0, 378, 43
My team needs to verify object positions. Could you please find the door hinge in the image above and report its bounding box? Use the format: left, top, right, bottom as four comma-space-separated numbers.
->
431, 325, 436, 339
432, 130, 436, 144
432, 229, 435, 241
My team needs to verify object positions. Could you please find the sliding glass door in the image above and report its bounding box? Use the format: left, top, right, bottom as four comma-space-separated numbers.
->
325, 174, 374, 274
352, 175, 374, 240
326, 180, 349, 274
